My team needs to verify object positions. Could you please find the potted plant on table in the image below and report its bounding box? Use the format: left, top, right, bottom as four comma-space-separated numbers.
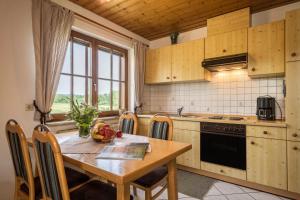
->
68, 100, 98, 138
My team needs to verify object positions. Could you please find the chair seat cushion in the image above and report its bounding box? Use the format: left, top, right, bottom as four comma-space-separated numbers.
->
20, 167, 89, 199
65, 167, 90, 188
134, 166, 168, 187
70, 180, 133, 200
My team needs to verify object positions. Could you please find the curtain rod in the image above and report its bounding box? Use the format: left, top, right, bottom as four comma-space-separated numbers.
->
75, 13, 149, 47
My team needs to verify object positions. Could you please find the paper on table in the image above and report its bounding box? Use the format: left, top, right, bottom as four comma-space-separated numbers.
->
112, 134, 152, 152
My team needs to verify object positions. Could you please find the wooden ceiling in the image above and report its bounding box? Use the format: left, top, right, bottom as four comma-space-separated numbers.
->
70, 0, 300, 40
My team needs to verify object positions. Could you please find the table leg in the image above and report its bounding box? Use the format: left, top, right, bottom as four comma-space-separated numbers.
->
117, 182, 130, 200
167, 159, 178, 200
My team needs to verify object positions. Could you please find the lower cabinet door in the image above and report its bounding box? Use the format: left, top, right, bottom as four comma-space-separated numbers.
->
247, 137, 287, 190
173, 129, 200, 169
288, 141, 300, 193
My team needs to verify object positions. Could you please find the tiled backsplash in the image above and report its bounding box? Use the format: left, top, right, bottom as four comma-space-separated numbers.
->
143, 69, 285, 119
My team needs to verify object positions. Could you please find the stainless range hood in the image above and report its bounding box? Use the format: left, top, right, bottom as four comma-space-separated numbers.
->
202, 53, 248, 72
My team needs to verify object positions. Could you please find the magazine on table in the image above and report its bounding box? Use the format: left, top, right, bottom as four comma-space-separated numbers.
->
96, 134, 151, 160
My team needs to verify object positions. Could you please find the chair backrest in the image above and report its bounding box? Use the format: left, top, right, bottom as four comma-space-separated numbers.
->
149, 115, 173, 141
32, 125, 70, 200
119, 112, 138, 134
5, 120, 35, 197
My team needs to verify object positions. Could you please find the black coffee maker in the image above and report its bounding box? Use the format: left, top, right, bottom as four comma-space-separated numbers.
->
256, 96, 276, 120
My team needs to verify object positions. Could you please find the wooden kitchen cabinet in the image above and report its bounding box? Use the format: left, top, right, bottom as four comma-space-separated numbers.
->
286, 9, 300, 62
246, 125, 286, 140
286, 62, 300, 142
287, 141, 300, 193
145, 46, 172, 84
137, 117, 150, 136
173, 129, 201, 169
248, 20, 285, 78
172, 39, 210, 82
205, 28, 247, 59
247, 137, 287, 190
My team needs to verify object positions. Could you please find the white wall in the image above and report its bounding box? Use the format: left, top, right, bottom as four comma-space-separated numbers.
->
0, 0, 37, 198
150, 1, 300, 48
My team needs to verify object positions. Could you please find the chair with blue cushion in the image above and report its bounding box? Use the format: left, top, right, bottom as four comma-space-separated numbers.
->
131, 115, 173, 200
6, 120, 91, 200
32, 125, 133, 200
119, 112, 138, 134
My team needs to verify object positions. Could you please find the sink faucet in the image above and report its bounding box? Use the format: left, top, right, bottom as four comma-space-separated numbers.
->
177, 106, 184, 117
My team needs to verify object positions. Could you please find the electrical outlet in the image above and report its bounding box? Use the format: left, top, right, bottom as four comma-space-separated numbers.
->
25, 104, 34, 111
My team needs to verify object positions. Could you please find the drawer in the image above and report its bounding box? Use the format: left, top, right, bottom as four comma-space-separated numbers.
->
247, 126, 286, 140
173, 120, 200, 131
201, 161, 246, 180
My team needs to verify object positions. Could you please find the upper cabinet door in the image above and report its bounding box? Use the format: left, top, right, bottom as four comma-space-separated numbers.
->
286, 9, 300, 62
145, 46, 172, 84
248, 20, 285, 78
205, 28, 248, 59
172, 39, 210, 82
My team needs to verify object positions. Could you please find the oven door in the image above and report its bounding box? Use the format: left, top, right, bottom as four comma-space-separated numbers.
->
201, 132, 246, 170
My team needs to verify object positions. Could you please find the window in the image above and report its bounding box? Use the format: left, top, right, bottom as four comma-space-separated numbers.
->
52, 31, 128, 118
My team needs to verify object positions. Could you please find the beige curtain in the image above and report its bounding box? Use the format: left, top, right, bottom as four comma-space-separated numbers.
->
133, 41, 147, 112
32, 0, 74, 124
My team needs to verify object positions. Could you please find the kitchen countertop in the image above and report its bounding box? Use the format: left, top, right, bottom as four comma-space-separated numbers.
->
137, 113, 287, 128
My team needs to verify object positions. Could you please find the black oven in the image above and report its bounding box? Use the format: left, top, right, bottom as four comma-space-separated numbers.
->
200, 122, 246, 170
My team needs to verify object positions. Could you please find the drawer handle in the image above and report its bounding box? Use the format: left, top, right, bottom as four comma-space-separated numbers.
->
292, 133, 298, 137
220, 169, 224, 173
166, 76, 170, 79
251, 141, 255, 145
263, 131, 268, 135
222, 49, 227, 53
173, 76, 176, 79
251, 68, 255, 72
291, 52, 297, 57
293, 147, 298, 150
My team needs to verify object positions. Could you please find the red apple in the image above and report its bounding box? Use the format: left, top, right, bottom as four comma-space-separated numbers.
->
116, 130, 122, 138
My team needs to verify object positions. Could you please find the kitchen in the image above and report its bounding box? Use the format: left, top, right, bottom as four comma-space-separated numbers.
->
1, 0, 300, 200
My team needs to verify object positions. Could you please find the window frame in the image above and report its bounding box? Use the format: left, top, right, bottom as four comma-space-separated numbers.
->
51, 31, 128, 121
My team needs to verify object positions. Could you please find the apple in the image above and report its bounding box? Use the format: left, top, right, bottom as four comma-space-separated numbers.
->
116, 130, 122, 138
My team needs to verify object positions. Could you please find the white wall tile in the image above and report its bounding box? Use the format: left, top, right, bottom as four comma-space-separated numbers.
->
143, 69, 285, 118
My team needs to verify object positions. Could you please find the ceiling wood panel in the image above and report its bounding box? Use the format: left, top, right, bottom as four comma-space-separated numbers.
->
70, 0, 300, 40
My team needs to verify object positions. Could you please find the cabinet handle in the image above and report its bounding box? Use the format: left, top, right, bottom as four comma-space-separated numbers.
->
293, 147, 298, 150
291, 52, 297, 57
263, 131, 268, 135
166, 76, 170, 79
251, 141, 255, 145
222, 49, 226, 53
173, 76, 176, 79
292, 133, 298, 137
251, 68, 256, 72
220, 169, 224, 173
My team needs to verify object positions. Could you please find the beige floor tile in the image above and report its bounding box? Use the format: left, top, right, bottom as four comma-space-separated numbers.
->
226, 193, 255, 200
214, 181, 244, 195
249, 192, 282, 200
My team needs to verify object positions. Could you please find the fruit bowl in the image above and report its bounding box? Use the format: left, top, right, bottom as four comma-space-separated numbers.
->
91, 123, 116, 143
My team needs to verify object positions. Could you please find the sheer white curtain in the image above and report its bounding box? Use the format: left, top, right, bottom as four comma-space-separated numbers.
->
133, 41, 147, 112
32, 0, 74, 124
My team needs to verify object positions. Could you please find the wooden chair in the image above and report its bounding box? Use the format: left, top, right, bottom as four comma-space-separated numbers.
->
119, 112, 138, 134
6, 119, 37, 200
32, 125, 133, 200
131, 115, 173, 200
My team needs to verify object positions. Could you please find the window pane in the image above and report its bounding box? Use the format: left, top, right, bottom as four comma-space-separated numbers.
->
121, 56, 125, 81
88, 47, 92, 76
98, 50, 111, 79
112, 54, 120, 80
73, 76, 86, 104
52, 75, 71, 113
121, 82, 126, 109
112, 81, 120, 110
88, 78, 92, 105
98, 79, 111, 111
62, 42, 71, 74
73, 42, 86, 76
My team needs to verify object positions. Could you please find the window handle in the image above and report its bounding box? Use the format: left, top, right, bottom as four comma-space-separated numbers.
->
93, 83, 97, 92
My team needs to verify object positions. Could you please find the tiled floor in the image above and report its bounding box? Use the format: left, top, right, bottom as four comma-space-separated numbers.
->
133, 180, 291, 200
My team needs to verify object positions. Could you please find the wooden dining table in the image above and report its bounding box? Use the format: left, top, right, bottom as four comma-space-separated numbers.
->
27, 131, 192, 200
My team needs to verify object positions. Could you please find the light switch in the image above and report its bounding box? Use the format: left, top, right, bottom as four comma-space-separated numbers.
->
25, 104, 34, 111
